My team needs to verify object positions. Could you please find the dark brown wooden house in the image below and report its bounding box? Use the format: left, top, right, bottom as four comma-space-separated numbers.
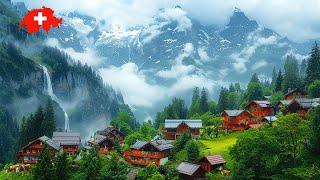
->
163, 119, 202, 140
17, 136, 60, 164
284, 89, 307, 100
177, 162, 205, 180
88, 126, 125, 155
199, 155, 226, 172
52, 132, 81, 156
96, 126, 125, 143
123, 139, 173, 166
222, 110, 256, 131
246, 100, 273, 118
284, 98, 320, 118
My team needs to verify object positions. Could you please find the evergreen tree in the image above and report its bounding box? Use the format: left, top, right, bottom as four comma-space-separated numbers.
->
275, 70, 283, 92
185, 140, 200, 162
173, 133, 191, 153
217, 88, 229, 113
43, 98, 56, 137
300, 59, 307, 78
271, 67, 277, 88
101, 152, 128, 180
0, 106, 18, 164
114, 139, 123, 154
308, 80, 320, 98
250, 73, 260, 83
34, 106, 45, 138
78, 145, 102, 180
199, 88, 209, 114
33, 145, 56, 180
246, 82, 263, 102
55, 152, 69, 180
307, 106, 320, 154
192, 87, 200, 102
306, 42, 320, 85
283, 55, 302, 92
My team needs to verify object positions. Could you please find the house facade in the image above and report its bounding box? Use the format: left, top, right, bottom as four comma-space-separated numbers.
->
199, 155, 226, 172
123, 139, 173, 166
246, 101, 273, 118
222, 110, 256, 131
52, 132, 81, 156
163, 119, 202, 140
284, 98, 320, 118
17, 136, 60, 164
284, 89, 307, 100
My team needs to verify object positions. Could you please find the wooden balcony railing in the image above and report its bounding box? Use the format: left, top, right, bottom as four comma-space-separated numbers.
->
124, 150, 164, 159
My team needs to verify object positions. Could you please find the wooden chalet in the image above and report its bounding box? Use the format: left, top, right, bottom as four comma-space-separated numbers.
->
276, 100, 292, 111
123, 139, 173, 166
222, 110, 256, 131
246, 100, 273, 118
88, 126, 125, 155
199, 155, 226, 172
52, 132, 81, 156
177, 162, 205, 180
96, 126, 125, 143
17, 136, 60, 164
284, 98, 320, 118
284, 88, 307, 100
163, 119, 202, 140
88, 134, 114, 155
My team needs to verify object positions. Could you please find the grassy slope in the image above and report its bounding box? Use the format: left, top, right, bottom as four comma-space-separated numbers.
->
199, 132, 240, 169
0, 171, 32, 180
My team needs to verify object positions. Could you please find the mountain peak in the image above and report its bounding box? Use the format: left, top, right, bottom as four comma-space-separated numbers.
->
227, 7, 258, 28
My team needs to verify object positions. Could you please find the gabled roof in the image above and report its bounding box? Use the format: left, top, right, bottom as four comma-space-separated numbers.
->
96, 126, 124, 137
165, 119, 202, 128
202, 155, 226, 165
277, 100, 292, 106
246, 100, 272, 108
52, 132, 81, 146
21, 136, 60, 151
291, 98, 320, 109
131, 139, 173, 151
285, 88, 306, 97
222, 110, 252, 117
177, 162, 201, 176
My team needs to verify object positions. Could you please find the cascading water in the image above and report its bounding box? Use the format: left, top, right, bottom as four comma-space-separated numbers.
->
41, 65, 70, 132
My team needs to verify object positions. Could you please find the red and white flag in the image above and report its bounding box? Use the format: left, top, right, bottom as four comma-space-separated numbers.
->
19, 6, 63, 34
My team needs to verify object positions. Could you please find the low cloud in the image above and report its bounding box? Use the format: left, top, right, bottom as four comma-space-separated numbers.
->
251, 60, 268, 70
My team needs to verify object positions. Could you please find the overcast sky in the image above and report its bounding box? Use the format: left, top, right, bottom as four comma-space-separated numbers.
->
15, 0, 320, 42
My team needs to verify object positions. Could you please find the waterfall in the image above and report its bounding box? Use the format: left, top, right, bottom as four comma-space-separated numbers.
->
41, 65, 70, 132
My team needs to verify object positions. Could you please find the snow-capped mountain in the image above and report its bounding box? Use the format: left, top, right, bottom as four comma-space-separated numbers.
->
48, 7, 310, 83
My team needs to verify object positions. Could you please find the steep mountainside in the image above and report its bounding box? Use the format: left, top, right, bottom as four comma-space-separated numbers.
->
0, 0, 131, 138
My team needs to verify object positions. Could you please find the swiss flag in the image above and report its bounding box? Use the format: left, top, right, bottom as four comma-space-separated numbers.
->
19, 6, 62, 34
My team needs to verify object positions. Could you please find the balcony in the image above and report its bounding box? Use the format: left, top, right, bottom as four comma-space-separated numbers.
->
124, 150, 164, 159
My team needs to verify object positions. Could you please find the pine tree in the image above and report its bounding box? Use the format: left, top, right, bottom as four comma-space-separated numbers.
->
43, 98, 56, 137
300, 59, 307, 78
271, 67, 277, 88
101, 152, 128, 180
192, 87, 200, 102
283, 55, 302, 92
33, 145, 56, 180
306, 42, 320, 85
199, 88, 209, 114
275, 70, 283, 92
114, 139, 123, 154
55, 152, 69, 180
217, 88, 229, 113
250, 73, 260, 83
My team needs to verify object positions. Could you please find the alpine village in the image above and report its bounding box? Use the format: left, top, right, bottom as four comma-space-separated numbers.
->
2, 0, 320, 180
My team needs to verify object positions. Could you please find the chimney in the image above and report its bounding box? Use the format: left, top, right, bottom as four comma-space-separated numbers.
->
288, 88, 292, 93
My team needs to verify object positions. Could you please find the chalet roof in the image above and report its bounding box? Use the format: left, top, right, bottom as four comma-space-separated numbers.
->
177, 162, 201, 176
165, 119, 202, 129
21, 136, 60, 151
96, 126, 124, 137
247, 100, 272, 108
131, 140, 148, 150
294, 98, 320, 108
52, 132, 81, 146
93, 134, 108, 144
278, 100, 292, 106
38, 136, 60, 150
285, 88, 306, 97
202, 155, 226, 165
223, 110, 249, 117
131, 139, 173, 151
